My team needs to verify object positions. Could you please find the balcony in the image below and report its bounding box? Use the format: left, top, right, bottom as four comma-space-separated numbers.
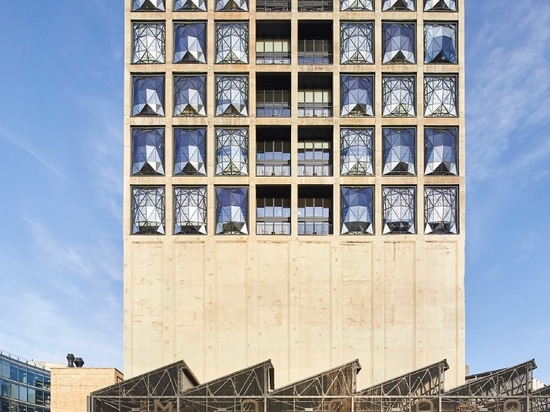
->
256, 0, 291, 11
298, 0, 333, 11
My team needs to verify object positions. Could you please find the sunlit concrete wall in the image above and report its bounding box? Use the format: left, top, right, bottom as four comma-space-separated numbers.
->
123, 0, 466, 389
50, 368, 123, 412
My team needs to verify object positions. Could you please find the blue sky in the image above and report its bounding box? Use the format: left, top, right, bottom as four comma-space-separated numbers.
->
0, 1, 549, 384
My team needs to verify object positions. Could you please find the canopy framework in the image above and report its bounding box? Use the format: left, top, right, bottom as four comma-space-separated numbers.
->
90, 359, 550, 412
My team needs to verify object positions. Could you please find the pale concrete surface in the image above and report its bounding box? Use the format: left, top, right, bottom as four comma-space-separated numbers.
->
50, 368, 123, 412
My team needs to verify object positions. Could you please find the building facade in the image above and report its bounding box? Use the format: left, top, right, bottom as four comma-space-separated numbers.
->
124, 0, 465, 388
0, 350, 52, 412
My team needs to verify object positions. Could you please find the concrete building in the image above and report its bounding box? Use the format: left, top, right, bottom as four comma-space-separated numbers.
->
124, 0, 465, 388
50, 366, 122, 412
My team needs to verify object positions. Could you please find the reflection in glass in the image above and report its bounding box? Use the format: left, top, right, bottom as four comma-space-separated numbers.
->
174, 23, 206, 63
382, 187, 415, 234
382, 23, 415, 64
340, 0, 373, 10
424, 75, 457, 117
425, 23, 457, 63
425, 128, 457, 175
174, 128, 206, 175
383, 128, 415, 175
424, 0, 456, 11
216, 128, 248, 175
132, 23, 165, 64
216, 23, 249, 63
425, 186, 458, 234
340, 22, 374, 64
132, 0, 165, 11
340, 128, 373, 176
175, 0, 207, 10
216, 187, 248, 234
215, 76, 248, 116
216, 0, 248, 10
341, 75, 374, 117
382, 75, 415, 117
382, 0, 415, 10
132, 187, 165, 235
341, 186, 374, 235
174, 187, 207, 235
131, 128, 165, 176
174, 75, 206, 117
132, 75, 165, 116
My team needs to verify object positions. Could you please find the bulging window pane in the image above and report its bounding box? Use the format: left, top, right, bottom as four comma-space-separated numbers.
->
131, 187, 165, 235
174, 23, 206, 63
132, 23, 165, 64
216, 187, 248, 234
131, 128, 165, 176
132, 75, 165, 116
174, 128, 207, 176
424, 75, 457, 117
341, 186, 374, 235
424, 186, 458, 234
382, 187, 415, 234
382, 23, 415, 64
383, 128, 416, 175
174, 187, 207, 235
424, 23, 457, 63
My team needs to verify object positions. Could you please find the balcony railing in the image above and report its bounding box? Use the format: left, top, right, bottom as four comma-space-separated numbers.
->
298, 0, 333, 10
257, 90, 291, 117
257, 160, 291, 176
297, 104, 332, 117
256, 0, 291, 10
256, 52, 291, 64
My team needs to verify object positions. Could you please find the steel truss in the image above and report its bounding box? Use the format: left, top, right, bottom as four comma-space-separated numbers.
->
90, 360, 550, 412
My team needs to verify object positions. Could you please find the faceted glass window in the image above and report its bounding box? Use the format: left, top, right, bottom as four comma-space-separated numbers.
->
216, 128, 248, 176
383, 128, 416, 175
382, 75, 416, 117
424, 23, 457, 63
382, 0, 415, 10
340, 0, 373, 11
131, 187, 165, 235
131, 128, 165, 176
382, 187, 415, 234
340, 128, 373, 176
216, 187, 248, 235
215, 75, 248, 117
175, 0, 207, 10
174, 128, 206, 175
132, 75, 165, 116
132, 23, 165, 64
425, 127, 457, 175
341, 187, 374, 235
382, 23, 415, 64
424, 0, 456, 11
216, 0, 248, 10
174, 23, 206, 63
216, 23, 249, 64
424, 186, 458, 234
340, 22, 374, 64
132, 0, 165, 11
341, 75, 374, 117
424, 75, 457, 117
174, 187, 207, 235
174, 75, 206, 117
